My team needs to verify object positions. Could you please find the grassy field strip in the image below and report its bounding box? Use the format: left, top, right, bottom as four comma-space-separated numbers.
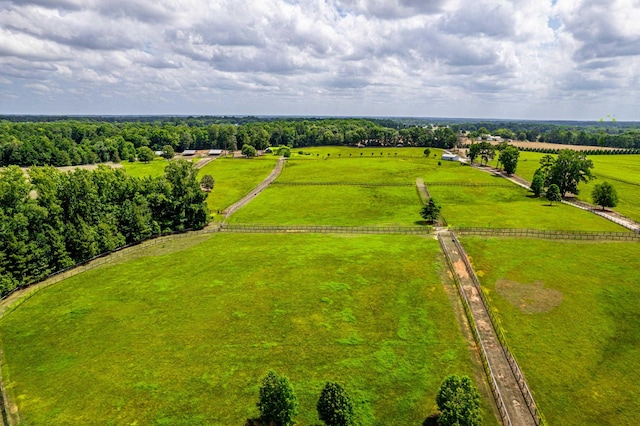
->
439, 232, 539, 426
461, 237, 640, 425
0, 233, 499, 425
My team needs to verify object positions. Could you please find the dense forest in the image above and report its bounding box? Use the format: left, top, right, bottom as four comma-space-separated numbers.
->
0, 161, 208, 296
1, 116, 639, 168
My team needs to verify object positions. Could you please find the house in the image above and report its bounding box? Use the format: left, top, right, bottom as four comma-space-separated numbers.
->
441, 151, 460, 162
182, 149, 196, 156
208, 149, 223, 156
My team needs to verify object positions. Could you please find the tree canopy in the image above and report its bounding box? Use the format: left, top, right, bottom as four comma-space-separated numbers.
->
436, 375, 481, 426
591, 181, 618, 210
257, 371, 298, 426
499, 145, 520, 174
317, 382, 355, 426
420, 199, 441, 224
547, 150, 594, 196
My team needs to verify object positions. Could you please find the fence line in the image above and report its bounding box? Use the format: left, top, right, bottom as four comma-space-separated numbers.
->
220, 224, 431, 235
452, 227, 640, 241
450, 236, 543, 425
271, 181, 413, 187
424, 182, 515, 187
438, 234, 512, 426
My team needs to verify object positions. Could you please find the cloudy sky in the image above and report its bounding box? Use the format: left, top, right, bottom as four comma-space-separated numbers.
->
1, 0, 639, 120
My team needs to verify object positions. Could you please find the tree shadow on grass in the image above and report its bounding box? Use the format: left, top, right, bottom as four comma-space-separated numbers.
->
422, 413, 440, 426
414, 220, 433, 226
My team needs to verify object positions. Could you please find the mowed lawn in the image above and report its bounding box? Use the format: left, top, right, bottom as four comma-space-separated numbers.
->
460, 237, 640, 425
121, 158, 171, 178
0, 234, 494, 425
427, 184, 628, 231
197, 156, 279, 215
228, 185, 423, 226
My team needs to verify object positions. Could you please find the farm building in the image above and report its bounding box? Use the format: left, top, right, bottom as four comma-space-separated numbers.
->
208, 149, 223, 156
182, 149, 197, 156
264, 147, 272, 153
154, 150, 163, 156
441, 151, 460, 161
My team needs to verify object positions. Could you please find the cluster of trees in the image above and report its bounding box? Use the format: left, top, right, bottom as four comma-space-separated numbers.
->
251, 371, 354, 426
530, 150, 594, 198
251, 372, 481, 426
467, 141, 520, 175
0, 161, 208, 296
460, 120, 640, 149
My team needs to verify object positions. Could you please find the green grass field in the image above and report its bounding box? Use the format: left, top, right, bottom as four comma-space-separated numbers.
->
197, 156, 279, 215
515, 152, 640, 222
460, 237, 640, 425
428, 184, 628, 231
0, 233, 495, 425
121, 158, 171, 178
228, 185, 423, 226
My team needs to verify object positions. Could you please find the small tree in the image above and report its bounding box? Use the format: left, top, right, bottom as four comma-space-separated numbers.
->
257, 371, 298, 426
436, 374, 481, 426
420, 199, 441, 224
546, 183, 561, 206
530, 171, 544, 197
592, 181, 618, 210
499, 145, 520, 175
200, 174, 215, 192
423, 148, 431, 157
136, 146, 154, 163
161, 145, 175, 160
242, 144, 257, 158
317, 382, 355, 426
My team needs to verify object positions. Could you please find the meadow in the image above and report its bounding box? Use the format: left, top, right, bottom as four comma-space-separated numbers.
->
0, 233, 496, 425
460, 237, 640, 425
121, 157, 171, 177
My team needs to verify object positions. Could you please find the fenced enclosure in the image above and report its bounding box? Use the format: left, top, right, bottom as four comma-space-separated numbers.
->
453, 227, 640, 241
219, 224, 432, 234
271, 181, 413, 187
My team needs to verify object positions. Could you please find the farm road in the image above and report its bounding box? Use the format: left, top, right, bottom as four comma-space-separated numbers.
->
222, 157, 286, 220
440, 231, 538, 426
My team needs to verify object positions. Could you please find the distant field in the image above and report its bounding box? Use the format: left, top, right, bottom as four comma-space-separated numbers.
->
121, 158, 170, 178
461, 237, 640, 425
0, 233, 495, 425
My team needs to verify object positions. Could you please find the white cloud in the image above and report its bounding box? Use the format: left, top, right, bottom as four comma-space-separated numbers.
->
0, 0, 638, 119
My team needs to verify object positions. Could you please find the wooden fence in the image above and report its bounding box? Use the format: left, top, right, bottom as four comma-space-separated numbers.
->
219, 224, 431, 234
271, 181, 413, 187
453, 227, 640, 241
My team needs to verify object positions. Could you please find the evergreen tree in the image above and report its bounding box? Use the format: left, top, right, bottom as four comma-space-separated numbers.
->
257, 371, 298, 426
317, 382, 355, 426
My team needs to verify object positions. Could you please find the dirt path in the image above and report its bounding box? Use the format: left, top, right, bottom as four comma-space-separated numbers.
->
222, 157, 286, 220
416, 177, 430, 202
439, 231, 539, 426
471, 163, 640, 233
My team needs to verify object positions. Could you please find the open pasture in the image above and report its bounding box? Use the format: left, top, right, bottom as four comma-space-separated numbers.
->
228, 184, 423, 226
428, 184, 628, 231
460, 237, 640, 425
290, 146, 436, 158
121, 158, 170, 178
0, 233, 493, 425
197, 156, 279, 215
516, 151, 640, 222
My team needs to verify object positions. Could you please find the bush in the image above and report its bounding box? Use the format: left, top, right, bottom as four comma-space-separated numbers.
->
317, 382, 354, 426
257, 371, 298, 426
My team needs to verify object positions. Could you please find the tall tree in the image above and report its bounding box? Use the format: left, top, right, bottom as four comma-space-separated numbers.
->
530, 171, 544, 197
591, 181, 618, 210
257, 371, 298, 426
420, 199, 441, 224
548, 150, 594, 196
436, 375, 481, 426
317, 382, 355, 426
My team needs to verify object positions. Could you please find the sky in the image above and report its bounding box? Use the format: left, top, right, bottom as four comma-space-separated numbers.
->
1, 0, 639, 120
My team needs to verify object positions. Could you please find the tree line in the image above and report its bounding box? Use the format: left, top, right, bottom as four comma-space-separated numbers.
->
0, 161, 208, 297
0, 118, 459, 168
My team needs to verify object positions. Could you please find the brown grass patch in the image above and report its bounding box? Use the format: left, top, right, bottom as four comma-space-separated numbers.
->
496, 279, 563, 313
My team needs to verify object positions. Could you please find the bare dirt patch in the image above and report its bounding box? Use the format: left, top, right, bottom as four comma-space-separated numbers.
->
496, 279, 563, 313
460, 137, 619, 151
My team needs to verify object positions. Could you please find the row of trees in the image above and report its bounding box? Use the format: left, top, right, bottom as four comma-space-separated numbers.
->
0, 161, 208, 296
252, 371, 481, 426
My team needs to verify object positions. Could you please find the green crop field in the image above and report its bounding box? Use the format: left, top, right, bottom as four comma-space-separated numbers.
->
197, 156, 279, 215
0, 233, 496, 425
460, 237, 640, 425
